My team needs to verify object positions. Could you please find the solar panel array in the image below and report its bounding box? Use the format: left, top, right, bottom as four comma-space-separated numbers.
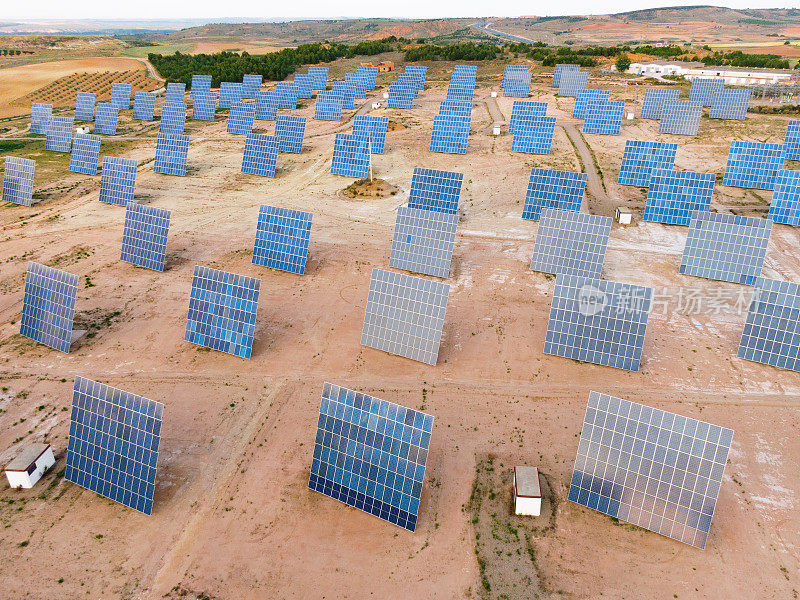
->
446, 65, 477, 100
94, 103, 119, 135
99, 156, 137, 206
544, 274, 653, 371
511, 115, 556, 154
502, 65, 531, 97
330, 82, 355, 109
185, 266, 260, 358
68, 133, 101, 175
522, 169, 587, 220
308, 382, 433, 531
154, 133, 189, 177
314, 91, 344, 121
307, 66, 329, 90
689, 77, 725, 106
120, 203, 171, 271
438, 99, 472, 117
191, 92, 217, 121
408, 167, 463, 214
722, 141, 785, 190
275, 83, 300, 109
31, 103, 52, 134
509, 101, 548, 135
617, 140, 678, 187
768, 169, 800, 226
66, 376, 164, 515
709, 89, 751, 120
20, 261, 78, 353
45, 116, 73, 152
75, 92, 95, 121
219, 82, 243, 109
255, 92, 278, 121
345, 73, 369, 98
659, 100, 703, 136
569, 391, 733, 549
242, 74, 263, 99
241, 133, 280, 178
583, 100, 624, 135
252, 205, 313, 275
553, 63, 580, 87
573, 89, 610, 119
190, 75, 212, 97
160, 101, 186, 135
530, 208, 612, 278
227, 101, 256, 135
133, 92, 156, 121
679, 211, 772, 285
2, 156, 35, 206
331, 133, 371, 178
356, 65, 378, 89
785, 120, 800, 161
644, 169, 715, 226
388, 82, 415, 109
361, 268, 449, 365
353, 115, 389, 154
110, 83, 131, 110
275, 115, 306, 153
293, 74, 315, 99
403, 65, 428, 89
389, 206, 458, 279
165, 82, 186, 103
640, 88, 680, 120
558, 71, 588, 97
429, 112, 471, 154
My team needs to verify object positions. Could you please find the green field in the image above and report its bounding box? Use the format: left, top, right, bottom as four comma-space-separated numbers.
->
122, 42, 194, 58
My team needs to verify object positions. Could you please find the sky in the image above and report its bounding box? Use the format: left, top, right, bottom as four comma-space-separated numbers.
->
1, 0, 798, 21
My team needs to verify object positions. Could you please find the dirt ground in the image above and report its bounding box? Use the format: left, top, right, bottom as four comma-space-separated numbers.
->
0, 72, 799, 600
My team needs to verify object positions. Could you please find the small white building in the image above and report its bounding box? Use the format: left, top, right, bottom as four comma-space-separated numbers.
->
491, 90, 498, 98
628, 59, 797, 87
76, 126, 90, 135
493, 125, 501, 136
616, 207, 633, 225
5, 443, 55, 489
514, 466, 542, 516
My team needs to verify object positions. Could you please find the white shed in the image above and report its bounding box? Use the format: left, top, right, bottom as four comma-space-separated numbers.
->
616, 207, 633, 225
5, 443, 55, 489
514, 466, 542, 516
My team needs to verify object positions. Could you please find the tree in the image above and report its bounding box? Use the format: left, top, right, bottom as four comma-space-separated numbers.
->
615, 52, 631, 73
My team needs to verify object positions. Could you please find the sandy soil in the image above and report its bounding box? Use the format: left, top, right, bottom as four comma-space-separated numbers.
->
0, 77, 798, 600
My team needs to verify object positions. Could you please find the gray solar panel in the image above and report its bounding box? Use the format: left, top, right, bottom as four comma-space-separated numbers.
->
530, 208, 611, 278
502, 65, 531, 97
389, 206, 458, 279
241, 133, 280, 178
160, 101, 186, 135
75, 92, 95, 121
408, 167, 463, 214
45, 116, 73, 152
121, 203, 171, 271
569, 391, 733, 549
2, 156, 35, 206
99, 156, 137, 206
133, 92, 156, 121
331, 133, 370, 178
640, 88, 680, 120
722, 141, 785, 190
252, 205, 312, 275
709, 89, 750, 120
689, 77, 724, 106
165, 82, 186, 103
553, 64, 580, 87
361, 268, 450, 365
558, 71, 588, 97
738, 277, 800, 371
20, 262, 78, 353
617, 140, 678, 188
769, 169, 800, 226
94, 102, 119, 135
522, 169, 587, 220
659, 99, 703, 136
31, 103, 52, 134
68, 132, 101, 175
644, 169, 715, 226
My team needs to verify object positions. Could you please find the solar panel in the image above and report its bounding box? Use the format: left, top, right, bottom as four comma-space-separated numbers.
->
160, 101, 186, 135
572, 89, 610, 119
345, 73, 369, 98
20, 261, 78, 353
569, 390, 733, 549
110, 83, 131, 110
617, 140, 678, 187
403, 65, 428, 89
768, 169, 800, 226
659, 99, 703, 136
94, 103, 119, 135
785, 120, 800, 162
219, 82, 243, 109
558, 71, 588, 97
275, 115, 306, 153
709, 88, 750, 120
446, 79, 475, 101
45, 116, 74, 152
165, 82, 186, 104
738, 277, 800, 371
361, 268, 450, 365
31, 103, 52, 134
353, 115, 389, 154
2, 156, 35, 206
679, 211, 772, 285
185, 265, 260, 359
511, 115, 556, 154
330, 82, 355, 109
68, 133, 101, 175
242, 74, 263, 99
530, 208, 611, 278
227, 101, 256, 135
255, 92, 278, 121
408, 167, 463, 214
509, 101, 548, 135
66, 376, 163, 515
453, 64, 477, 78
275, 82, 300, 109
502, 65, 531, 97
644, 169, 715, 225
356, 65, 378, 89
121, 203, 171, 271
689, 77, 724, 106
190, 75, 212, 97
388, 84, 415, 109
307, 66, 329, 90
133, 92, 156, 121
640, 88, 680, 120
252, 205, 312, 274
75, 92, 95, 121
544, 274, 652, 371
314, 91, 344, 121
293, 74, 315, 99
99, 156, 137, 206
241, 133, 279, 178
394, 75, 420, 96
583, 100, 624, 135
308, 382, 433, 531
389, 206, 458, 278
429, 113, 470, 154
553, 63, 580, 87
331, 133, 371, 178
191, 92, 217, 121
722, 141, 785, 190
154, 133, 189, 177
522, 168, 587, 220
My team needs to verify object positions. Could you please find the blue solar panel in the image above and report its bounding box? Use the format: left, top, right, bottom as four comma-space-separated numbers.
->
75, 92, 95, 121
241, 133, 279, 178
679, 211, 772, 285
309, 382, 433, 532
583, 100, 624, 135
389, 206, 458, 278
20, 261, 78, 353
640, 88, 680, 120
307, 66, 329, 90
509, 101, 547, 135
133, 92, 156, 121
353, 115, 389, 154
394, 75, 421, 96
331, 133, 370, 178
154, 133, 189, 176
785, 120, 800, 161
121, 203, 171, 271
99, 156, 137, 206
165, 82, 186, 104
66, 376, 163, 515
275, 114, 306, 153
388, 83, 415, 108
68, 133, 101, 175
511, 115, 555, 154
453, 64, 477, 78
553, 64, 580, 87
429, 113, 470, 154
558, 71, 588, 97
31, 103, 52, 134
403, 65, 427, 89
191, 92, 217, 121
242, 74, 263, 99
160, 101, 186, 135
689, 77, 724, 106
45, 116, 73, 152
110, 83, 131, 110
409, 167, 463, 214
315, 91, 344, 121
275, 82, 300, 109
769, 169, 800, 226
356, 65, 378, 89
438, 99, 471, 117
255, 92, 278, 121
644, 169, 715, 225
709, 88, 750, 120
660, 99, 703, 136
544, 274, 652, 371
94, 103, 119, 135
569, 391, 733, 549
573, 89, 610, 119
522, 169, 587, 221
502, 65, 531, 97
446, 80, 475, 100
227, 101, 256, 135
292, 74, 315, 99
530, 209, 611, 278
185, 265, 260, 359
190, 75, 212, 97
330, 82, 355, 109
617, 140, 678, 187
252, 205, 312, 274
2, 156, 35, 206
738, 277, 800, 372
219, 82, 243, 109
723, 141, 785, 190
345, 73, 369, 98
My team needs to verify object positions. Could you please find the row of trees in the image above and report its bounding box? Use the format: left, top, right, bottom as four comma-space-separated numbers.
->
404, 43, 499, 62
